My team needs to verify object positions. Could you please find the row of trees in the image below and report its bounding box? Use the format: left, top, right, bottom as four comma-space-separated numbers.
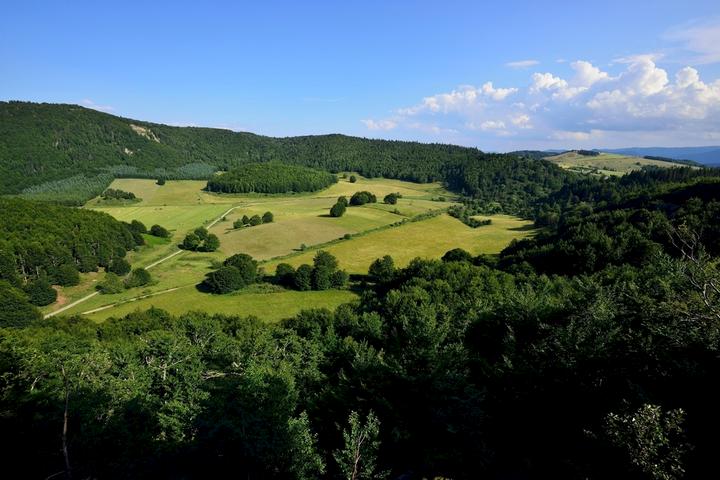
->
100, 188, 136, 201
233, 211, 273, 228
274, 251, 348, 291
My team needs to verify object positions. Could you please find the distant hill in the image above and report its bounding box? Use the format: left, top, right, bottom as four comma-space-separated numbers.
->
600, 146, 720, 165
544, 151, 692, 176
0, 101, 569, 212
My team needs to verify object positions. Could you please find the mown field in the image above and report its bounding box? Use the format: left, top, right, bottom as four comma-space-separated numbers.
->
546, 151, 687, 176
56, 175, 533, 321
264, 214, 533, 274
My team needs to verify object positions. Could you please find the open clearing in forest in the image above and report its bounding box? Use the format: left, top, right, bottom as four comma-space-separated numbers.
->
264, 213, 533, 274
546, 151, 690, 176
83, 286, 357, 322
58, 176, 532, 321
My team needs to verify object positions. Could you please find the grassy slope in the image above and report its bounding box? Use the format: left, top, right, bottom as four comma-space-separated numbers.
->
546, 151, 688, 176
83, 287, 357, 322
57, 176, 531, 321
264, 214, 533, 274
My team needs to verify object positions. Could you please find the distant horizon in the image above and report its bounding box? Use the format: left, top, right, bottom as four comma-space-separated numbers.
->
6, 99, 720, 159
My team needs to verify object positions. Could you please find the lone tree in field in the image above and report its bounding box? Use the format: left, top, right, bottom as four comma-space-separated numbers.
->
383, 192, 400, 205
349, 175, 357, 183
203, 266, 243, 294
262, 211, 274, 223
149, 224, 170, 238
330, 201, 346, 218
124, 268, 151, 288
350, 191, 377, 206
156, 178, 166, 185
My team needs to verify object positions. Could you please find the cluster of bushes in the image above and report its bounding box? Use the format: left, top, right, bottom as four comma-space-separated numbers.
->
448, 205, 493, 227
96, 256, 153, 293
274, 251, 348, 290
383, 192, 402, 204
202, 253, 259, 294
100, 188, 136, 201
350, 191, 377, 206
127, 220, 171, 239
233, 211, 273, 228
329, 196, 348, 217
181, 227, 219, 252
206, 162, 337, 194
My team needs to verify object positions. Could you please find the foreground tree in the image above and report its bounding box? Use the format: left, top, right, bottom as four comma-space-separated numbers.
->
334, 411, 384, 480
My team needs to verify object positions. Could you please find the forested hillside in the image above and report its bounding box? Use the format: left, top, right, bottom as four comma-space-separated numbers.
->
0, 198, 140, 286
1, 101, 569, 211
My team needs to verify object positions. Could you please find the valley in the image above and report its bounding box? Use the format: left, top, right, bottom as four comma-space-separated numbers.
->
46, 175, 533, 321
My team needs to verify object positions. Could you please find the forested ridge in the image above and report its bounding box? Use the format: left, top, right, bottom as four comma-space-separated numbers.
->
1, 101, 569, 211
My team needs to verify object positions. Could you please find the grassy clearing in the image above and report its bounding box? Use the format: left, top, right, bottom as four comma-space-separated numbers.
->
264, 214, 533, 274
83, 285, 357, 322
546, 152, 687, 175
68, 176, 525, 322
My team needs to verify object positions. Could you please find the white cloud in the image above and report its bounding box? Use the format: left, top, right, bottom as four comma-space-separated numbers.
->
80, 99, 114, 112
505, 59, 539, 69
571, 60, 610, 87
361, 56, 720, 148
530, 72, 568, 92
666, 19, 720, 65
361, 119, 397, 130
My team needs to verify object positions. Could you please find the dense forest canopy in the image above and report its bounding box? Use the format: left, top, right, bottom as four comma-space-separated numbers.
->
0, 198, 140, 286
206, 162, 337, 193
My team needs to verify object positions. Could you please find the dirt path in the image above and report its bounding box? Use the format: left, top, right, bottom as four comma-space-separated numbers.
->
43, 206, 240, 319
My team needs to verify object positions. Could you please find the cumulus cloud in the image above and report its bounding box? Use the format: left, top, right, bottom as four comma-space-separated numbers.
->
361, 56, 720, 147
505, 59, 539, 69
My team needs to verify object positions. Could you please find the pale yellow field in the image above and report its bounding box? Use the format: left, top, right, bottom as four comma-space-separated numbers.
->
546, 152, 688, 175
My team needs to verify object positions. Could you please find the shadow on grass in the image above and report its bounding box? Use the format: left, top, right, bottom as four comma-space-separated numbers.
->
509, 224, 537, 232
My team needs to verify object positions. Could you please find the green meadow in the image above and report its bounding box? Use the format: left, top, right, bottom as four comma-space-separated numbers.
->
56, 176, 533, 320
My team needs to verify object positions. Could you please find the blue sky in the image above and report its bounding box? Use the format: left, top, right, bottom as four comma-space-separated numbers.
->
2, 0, 719, 150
